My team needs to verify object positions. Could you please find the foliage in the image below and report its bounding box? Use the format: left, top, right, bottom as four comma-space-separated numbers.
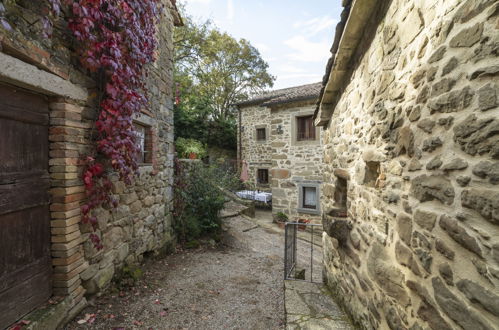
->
173, 3, 274, 150
275, 212, 289, 223
175, 138, 207, 159
174, 104, 237, 150
113, 264, 143, 289
173, 159, 241, 242
47, 0, 161, 249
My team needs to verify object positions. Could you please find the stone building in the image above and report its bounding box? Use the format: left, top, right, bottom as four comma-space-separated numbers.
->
236, 83, 324, 221
315, 0, 499, 329
0, 1, 180, 328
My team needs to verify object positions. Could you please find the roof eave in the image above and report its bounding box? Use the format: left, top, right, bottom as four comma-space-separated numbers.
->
314, 0, 383, 127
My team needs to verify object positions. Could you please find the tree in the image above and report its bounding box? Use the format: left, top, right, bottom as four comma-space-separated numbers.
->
174, 6, 275, 140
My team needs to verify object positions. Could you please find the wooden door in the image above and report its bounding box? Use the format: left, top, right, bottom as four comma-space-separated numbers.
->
0, 84, 52, 328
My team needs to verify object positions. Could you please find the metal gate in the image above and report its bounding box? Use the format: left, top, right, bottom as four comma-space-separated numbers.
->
284, 222, 322, 282
0, 84, 52, 328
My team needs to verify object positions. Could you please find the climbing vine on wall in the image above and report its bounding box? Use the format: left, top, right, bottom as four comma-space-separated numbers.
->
48, 0, 161, 249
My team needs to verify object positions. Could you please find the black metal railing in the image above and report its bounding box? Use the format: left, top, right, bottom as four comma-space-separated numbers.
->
284, 222, 322, 283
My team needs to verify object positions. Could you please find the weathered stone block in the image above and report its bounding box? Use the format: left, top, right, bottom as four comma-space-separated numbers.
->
461, 189, 499, 224
428, 46, 446, 63
421, 137, 443, 152
410, 175, 455, 205
396, 213, 412, 245
428, 87, 474, 114
441, 158, 468, 171
449, 23, 483, 47
431, 78, 456, 97
439, 215, 483, 257
417, 118, 436, 134
413, 209, 437, 231
426, 156, 442, 170
395, 240, 412, 267
367, 243, 409, 306
395, 127, 415, 157
472, 161, 499, 184
457, 279, 499, 316
442, 57, 458, 76
454, 114, 499, 159
83, 264, 115, 295
270, 168, 291, 179
438, 263, 454, 286
432, 277, 493, 330
478, 82, 498, 111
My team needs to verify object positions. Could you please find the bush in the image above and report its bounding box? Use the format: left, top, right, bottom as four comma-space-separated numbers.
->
175, 138, 207, 159
173, 160, 229, 242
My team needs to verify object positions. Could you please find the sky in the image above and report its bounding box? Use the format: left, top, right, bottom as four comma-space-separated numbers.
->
183, 0, 342, 90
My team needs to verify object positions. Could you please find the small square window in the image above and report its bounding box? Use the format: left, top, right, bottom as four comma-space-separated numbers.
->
302, 187, 317, 209
298, 183, 320, 215
256, 128, 266, 141
257, 168, 269, 184
296, 115, 316, 141
134, 123, 152, 164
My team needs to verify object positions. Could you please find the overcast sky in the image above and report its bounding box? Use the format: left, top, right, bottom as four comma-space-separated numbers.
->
184, 0, 342, 90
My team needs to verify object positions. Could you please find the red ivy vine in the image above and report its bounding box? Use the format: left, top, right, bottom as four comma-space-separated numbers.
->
48, 0, 161, 249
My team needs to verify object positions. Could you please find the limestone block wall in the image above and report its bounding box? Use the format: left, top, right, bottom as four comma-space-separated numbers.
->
0, 0, 177, 319
269, 102, 323, 222
239, 104, 273, 190
321, 1, 499, 329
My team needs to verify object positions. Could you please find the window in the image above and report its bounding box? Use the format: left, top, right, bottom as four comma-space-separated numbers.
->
296, 115, 316, 141
134, 123, 152, 164
298, 183, 320, 214
256, 127, 266, 141
257, 168, 269, 184
302, 187, 317, 209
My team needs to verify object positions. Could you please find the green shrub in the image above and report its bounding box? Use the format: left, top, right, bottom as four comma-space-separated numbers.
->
175, 137, 207, 159
173, 160, 228, 242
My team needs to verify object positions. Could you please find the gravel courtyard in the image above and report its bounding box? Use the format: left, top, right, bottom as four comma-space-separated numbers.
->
65, 215, 286, 330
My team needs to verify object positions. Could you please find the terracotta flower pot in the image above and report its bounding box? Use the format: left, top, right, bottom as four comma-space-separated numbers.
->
189, 152, 197, 159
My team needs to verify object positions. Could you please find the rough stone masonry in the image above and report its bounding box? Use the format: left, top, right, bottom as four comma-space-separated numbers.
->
315, 0, 499, 329
0, 0, 180, 325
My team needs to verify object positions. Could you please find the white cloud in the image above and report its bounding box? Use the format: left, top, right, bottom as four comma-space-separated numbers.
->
255, 42, 270, 53
284, 35, 330, 63
294, 15, 337, 36
277, 64, 307, 74
227, 0, 234, 23
273, 74, 322, 89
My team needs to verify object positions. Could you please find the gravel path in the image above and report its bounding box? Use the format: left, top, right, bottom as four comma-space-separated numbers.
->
65, 215, 286, 330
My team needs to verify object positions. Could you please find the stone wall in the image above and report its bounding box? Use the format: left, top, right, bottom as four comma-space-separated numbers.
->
320, 0, 499, 329
238, 100, 323, 221
0, 0, 177, 323
269, 101, 323, 222
238, 104, 273, 190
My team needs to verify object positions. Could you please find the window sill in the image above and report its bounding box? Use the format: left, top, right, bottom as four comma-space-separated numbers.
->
292, 139, 320, 146
297, 207, 320, 215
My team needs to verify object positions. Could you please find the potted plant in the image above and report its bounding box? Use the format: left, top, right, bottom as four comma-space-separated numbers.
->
297, 218, 311, 230
274, 212, 288, 229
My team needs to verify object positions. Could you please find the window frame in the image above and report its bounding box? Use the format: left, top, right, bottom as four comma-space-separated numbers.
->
256, 127, 267, 141
291, 111, 320, 146
296, 115, 316, 141
257, 168, 269, 185
297, 182, 321, 215
133, 122, 153, 165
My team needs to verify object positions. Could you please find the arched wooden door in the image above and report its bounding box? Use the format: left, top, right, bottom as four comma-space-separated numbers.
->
0, 84, 52, 328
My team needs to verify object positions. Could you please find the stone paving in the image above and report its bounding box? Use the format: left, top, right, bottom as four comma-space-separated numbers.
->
285, 280, 353, 330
